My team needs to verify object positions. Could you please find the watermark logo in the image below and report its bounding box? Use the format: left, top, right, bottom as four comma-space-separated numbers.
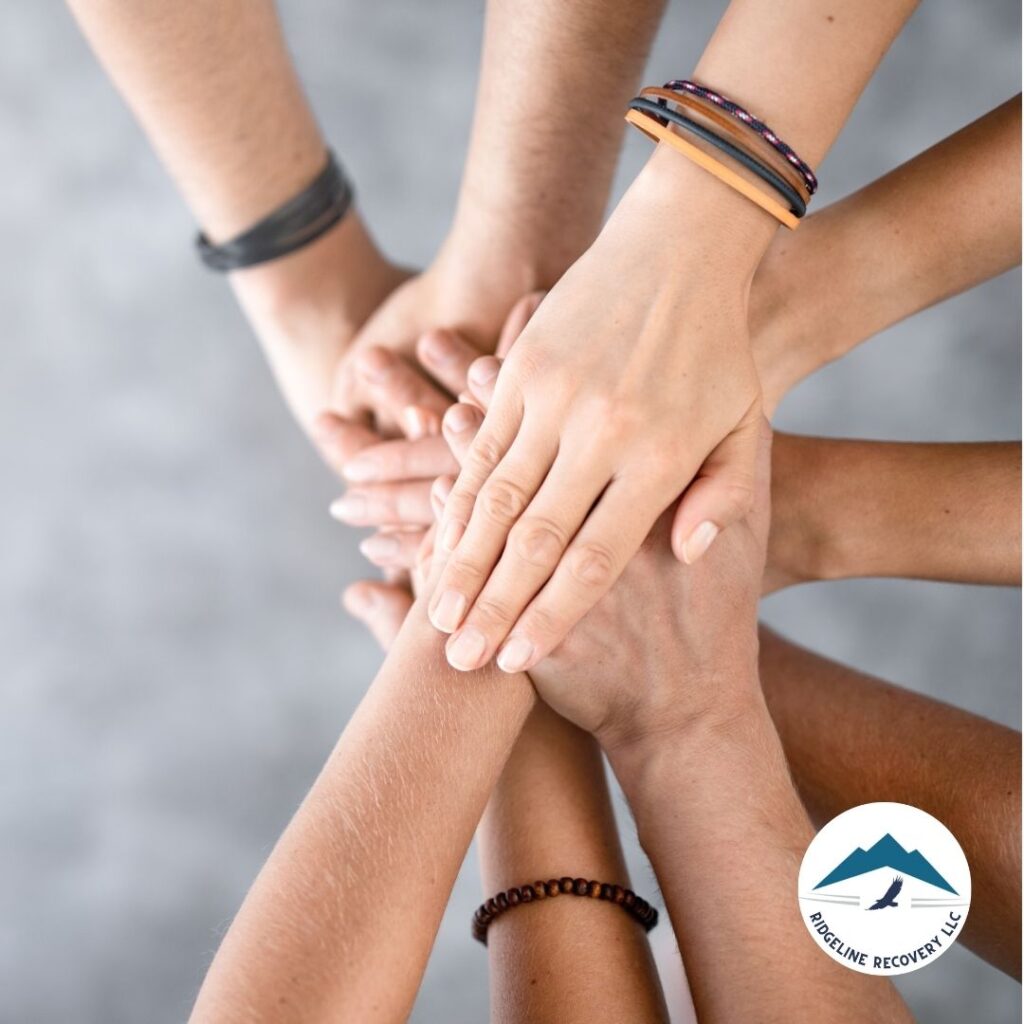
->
798, 802, 971, 975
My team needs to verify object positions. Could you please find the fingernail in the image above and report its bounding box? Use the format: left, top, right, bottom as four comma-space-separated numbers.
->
682, 521, 719, 564
355, 348, 392, 383
432, 477, 453, 507
402, 406, 429, 440
329, 494, 366, 523
419, 329, 455, 365
497, 636, 534, 673
469, 358, 499, 387
359, 534, 400, 562
446, 626, 488, 671
444, 404, 478, 434
431, 589, 467, 632
343, 457, 380, 482
441, 518, 464, 552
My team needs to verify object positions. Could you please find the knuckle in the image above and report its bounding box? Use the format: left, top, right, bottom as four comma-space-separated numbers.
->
721, 479, 755, 518
479, 478, 530, 526
469, 435, 505, 475
520, 602, 566, 645
470, 594, 515, 628
445, 552, 488, 586
567, 541, 618, 590
511, 516, 566, 566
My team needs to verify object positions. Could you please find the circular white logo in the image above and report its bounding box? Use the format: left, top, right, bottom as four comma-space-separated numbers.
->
798, 802, 971, 976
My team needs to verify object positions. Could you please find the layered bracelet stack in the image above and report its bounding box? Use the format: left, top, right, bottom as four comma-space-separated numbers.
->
196, 149, 354, 271
626, 79, 817, 229
472, 876, 659, 945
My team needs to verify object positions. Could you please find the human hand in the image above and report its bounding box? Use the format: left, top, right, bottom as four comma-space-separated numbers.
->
322, 295, 544, 568
429, 148, 776, 675
440, 382, 771, 748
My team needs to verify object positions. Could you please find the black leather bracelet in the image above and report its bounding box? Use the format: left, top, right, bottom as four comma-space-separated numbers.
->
628, 98, 806, 218
195, 150, 354, 272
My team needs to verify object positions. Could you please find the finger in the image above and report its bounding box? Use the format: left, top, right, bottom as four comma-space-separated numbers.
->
358, 529, 428, 571
401, 405, 442, 441
444, 453, 611, 672
435, 384, 524, 558
431, 475, 455, 521
494, 475, 655, 673
670, 401, 763, 565
440, 402, 485, 467
466, 356, 502, 410
496, 291, 545, 359
416, 328, 484, 396
355, 346, 452, 421
329, 480, 434, 528
428, 422, 555, 639
341, 434, 457, 485
342, 580, 414, 651
312, 412, 383, 479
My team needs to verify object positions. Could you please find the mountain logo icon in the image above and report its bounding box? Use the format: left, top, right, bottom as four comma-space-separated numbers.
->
813, 832, 957, 894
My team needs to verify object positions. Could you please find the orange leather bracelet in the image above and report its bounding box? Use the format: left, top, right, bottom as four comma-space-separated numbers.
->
639, 86, 811, 204
625, 108, 800, 230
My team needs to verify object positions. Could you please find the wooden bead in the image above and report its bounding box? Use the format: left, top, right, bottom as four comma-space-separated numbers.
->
546, 879, 561, 897
559, 877, 574, 894
588, 881, 602, 898
613, 886, 626, 905
496, 892, 509, 911
573, 877, 589, 896
507, 888, 521, 906
486, 898, 499, 915
533, 881, 547, 900
519, 886, 534, 904
624, 891, 636, 908
600, 883, 614, 901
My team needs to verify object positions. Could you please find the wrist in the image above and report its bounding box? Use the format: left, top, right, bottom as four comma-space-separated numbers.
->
612, 143, 780, 285
229, 212, 405, 352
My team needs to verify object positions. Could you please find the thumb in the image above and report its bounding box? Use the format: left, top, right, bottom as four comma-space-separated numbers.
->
670, 401, 763, 565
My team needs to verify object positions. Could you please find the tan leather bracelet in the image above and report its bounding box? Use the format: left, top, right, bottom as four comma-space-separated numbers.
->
639, 86, 811, 205
625, 108, 800, 230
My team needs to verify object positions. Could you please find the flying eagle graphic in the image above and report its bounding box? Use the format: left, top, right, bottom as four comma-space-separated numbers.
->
867, 876, 903, 910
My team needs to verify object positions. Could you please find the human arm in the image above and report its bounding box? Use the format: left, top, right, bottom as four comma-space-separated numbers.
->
65, 0, 405, 432
758, 627, 1021, 977
765, 435, 1022, 590
752, 95, 1023, 411
189, 601, 535, 1023
478, 701, 670, 1024
431, 0, 922, 675
320, 0, 667, 431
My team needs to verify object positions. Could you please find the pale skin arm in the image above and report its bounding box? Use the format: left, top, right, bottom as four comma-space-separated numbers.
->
479, 702, 670, 1024
317, 0, 668, 432
431, 0, 922, 677
766, 436, 1022, 590
759, 626, 1021, 978
65, 0, 405, 431
753, 95, 1022, 411
189, 603, 535, 1024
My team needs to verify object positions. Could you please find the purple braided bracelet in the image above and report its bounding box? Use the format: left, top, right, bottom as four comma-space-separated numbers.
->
663, 79, 818, 196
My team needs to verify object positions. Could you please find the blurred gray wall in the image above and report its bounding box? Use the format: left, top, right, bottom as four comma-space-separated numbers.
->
0, 1, 1019, 1021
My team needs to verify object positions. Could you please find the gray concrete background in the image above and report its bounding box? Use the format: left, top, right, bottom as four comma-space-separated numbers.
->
0, 1, 1019, 1021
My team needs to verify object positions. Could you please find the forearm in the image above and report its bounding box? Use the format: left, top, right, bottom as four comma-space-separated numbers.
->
453, 0, 666, 285
191, 603, 535, 1024
608, 698, 911, 1023
478, 702, 668, 1024
752, 97, 1023, 406
759, 627, 1022, 977
768, 435, 1021, 588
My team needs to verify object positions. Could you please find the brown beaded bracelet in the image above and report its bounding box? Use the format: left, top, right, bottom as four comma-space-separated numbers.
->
472, 876, 659, 945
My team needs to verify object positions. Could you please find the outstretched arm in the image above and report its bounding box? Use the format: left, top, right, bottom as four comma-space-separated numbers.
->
190, 602, 535, 1023
479, 702, 671, 1024
66, 0, 404, 431
759, 627, 1021, 978
753, 96, 1022, 411
766, 435, 1021, 590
